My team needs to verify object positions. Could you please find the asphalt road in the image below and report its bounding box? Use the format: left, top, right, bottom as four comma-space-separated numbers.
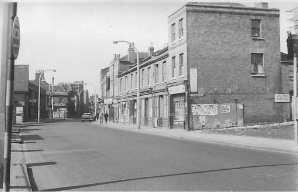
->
21, 119, 298, 191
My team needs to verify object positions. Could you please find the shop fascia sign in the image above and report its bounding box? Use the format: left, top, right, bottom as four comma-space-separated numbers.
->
168, 85, 185, 95
54, 103, 66, 107
104, 98, 113, 104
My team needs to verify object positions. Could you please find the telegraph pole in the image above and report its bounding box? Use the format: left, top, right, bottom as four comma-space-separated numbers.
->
3, 2, 19, 191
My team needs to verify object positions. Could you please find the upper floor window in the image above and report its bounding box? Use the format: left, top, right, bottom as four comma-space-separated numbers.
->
162, 61, 166, 82
251, 19, 261, 37
171, 23, 176, 42
125, 76, 128, 91
179, 19, 183, 39
179, 53, 184, 76
106, 77, 110, 90
135, 72, 137, 89
172, 57, 176, 78
120, 78, 123, 93
155, 64, 159, 83
251, 53, 264, 75
148, 66, 151, 86
131, 73, 133, 90
142, 69, 145, 87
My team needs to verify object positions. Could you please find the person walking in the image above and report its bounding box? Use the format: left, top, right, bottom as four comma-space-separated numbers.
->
99, 113, 104, 124
104, 112, 108, 124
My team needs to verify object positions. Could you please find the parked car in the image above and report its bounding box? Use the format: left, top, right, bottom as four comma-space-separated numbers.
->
81, 113, 93, 122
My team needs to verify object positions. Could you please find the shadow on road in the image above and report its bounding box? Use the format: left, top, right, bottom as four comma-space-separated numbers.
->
27, 162, 57, 167
22, 135, 44, 141
12, 149, 44, 153
27, 161, 57, 191
41, 162, 298, 191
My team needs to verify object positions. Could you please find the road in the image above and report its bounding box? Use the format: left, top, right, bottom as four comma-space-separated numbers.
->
21, 119, 297, 191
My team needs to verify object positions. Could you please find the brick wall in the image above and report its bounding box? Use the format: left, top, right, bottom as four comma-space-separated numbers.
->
184, 5, 288, 123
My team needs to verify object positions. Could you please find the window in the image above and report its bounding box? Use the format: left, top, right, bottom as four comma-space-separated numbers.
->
120, 78, 123, 93
171, 23, 176, 42
130, 73, 133, 89
135, 72, 137, 89
251, 53, 264, 75
179, 53, 183, 76
106, 77, 110, 90
142, 69, 145, 87
159, 96, 164, 117
251, 19, 261, 37
162, 61, 166, 82
148, 67, 151, 86
155, 64, 159, 83
172, 57, 176, 78
125, 76, 128, 91
179, 19, 183, 39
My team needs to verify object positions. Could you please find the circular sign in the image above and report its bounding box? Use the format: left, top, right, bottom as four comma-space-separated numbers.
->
11, 16, 20, 59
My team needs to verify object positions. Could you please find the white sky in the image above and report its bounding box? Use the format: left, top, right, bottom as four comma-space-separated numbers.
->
15, 0, 298, 95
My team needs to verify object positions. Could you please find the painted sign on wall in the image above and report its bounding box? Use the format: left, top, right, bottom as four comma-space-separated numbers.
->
191, 104, 218, 116
220, 104, 231, 113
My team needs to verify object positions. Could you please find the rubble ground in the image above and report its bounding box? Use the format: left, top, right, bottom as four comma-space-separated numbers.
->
201, 123, 295, 140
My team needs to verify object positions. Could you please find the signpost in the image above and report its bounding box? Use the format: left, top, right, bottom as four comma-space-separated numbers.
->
11, 16, 20, 59
4, 3, 19, 191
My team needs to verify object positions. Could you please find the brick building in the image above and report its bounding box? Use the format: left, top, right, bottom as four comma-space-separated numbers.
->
100, 2, 289, 129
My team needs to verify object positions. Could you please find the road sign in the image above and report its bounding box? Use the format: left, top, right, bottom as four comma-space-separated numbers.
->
11, 16, 20, 59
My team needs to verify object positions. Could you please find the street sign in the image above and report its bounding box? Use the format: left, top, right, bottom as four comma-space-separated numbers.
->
11, 16, 20, 59
275, 94, 290, 103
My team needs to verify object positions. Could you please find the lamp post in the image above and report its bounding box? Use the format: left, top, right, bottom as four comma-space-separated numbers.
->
85, 83, 97, 117
78, 88, 84, 115
51, 77, 54, 119
113, 41, 140, 129
38, 69, 56, 123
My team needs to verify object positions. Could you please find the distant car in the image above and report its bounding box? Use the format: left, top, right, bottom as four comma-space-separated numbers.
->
81, 113, 93, 122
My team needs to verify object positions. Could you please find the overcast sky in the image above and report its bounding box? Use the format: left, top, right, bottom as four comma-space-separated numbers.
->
15, 0, 298, 95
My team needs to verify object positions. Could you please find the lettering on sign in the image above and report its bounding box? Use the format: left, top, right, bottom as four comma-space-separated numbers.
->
54, 103, 66, 107
220, 104, 231, 113
275, 94, 290, 103
191, 104, 218, 116
11, 16, 20, 59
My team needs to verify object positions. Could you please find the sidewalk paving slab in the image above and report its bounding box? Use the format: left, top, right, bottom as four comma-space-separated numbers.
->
95, 121, 298, 154
10, 142, 32, 192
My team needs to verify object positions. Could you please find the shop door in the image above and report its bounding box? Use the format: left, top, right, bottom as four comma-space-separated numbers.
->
173, 94, 185, 129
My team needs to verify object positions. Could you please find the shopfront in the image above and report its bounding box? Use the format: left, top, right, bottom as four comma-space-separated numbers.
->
169, 84, 186, 129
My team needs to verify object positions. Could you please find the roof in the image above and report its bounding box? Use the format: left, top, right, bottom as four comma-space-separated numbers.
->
197, 2, 246, 7
53, 85, 67, 92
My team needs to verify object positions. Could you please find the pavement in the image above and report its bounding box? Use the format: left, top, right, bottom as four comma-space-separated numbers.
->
8, 119, 298, 191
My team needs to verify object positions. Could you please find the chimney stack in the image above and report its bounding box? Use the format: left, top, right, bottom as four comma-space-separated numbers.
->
128, 43, 135, 63
254, 2, 268, 9
148, 43, 154, 57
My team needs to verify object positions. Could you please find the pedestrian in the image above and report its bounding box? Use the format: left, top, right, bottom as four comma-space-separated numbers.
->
104, 112, 108, 124
100, 113, 104, 124
96, 112, 99, 121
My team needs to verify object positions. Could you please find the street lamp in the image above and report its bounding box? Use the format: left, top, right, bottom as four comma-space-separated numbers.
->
113, 40, 140, 129
85, 83, 97, 117
78, 88, 84, 115
38, 69, 56, 123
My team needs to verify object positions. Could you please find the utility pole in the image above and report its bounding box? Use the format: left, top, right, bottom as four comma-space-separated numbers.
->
52, 77, 54, 119
294, 54, 297, 146
290, 33, 298, 146
3, 3, 18, 191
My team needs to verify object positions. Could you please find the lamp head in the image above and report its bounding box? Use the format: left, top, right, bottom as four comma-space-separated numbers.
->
113, 41, 118, 44
53, 70, 56, 72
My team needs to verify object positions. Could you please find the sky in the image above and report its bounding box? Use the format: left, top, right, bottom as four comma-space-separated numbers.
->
15, 0, 298, 95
